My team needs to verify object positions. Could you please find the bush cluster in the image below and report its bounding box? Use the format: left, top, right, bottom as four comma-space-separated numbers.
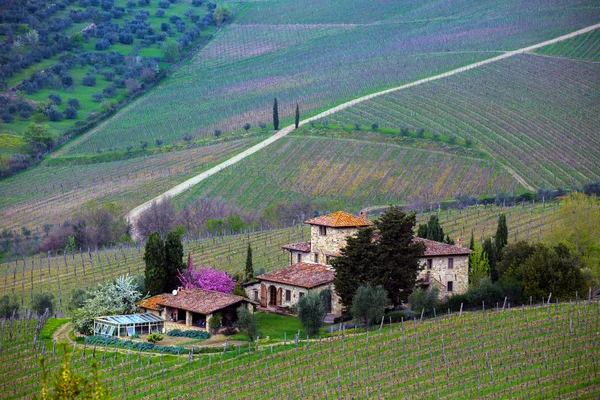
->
167, 329, 210, 339
84, 335, 184, 354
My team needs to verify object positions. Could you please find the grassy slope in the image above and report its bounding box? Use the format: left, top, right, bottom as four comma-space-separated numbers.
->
1, 0, 224, 136
174, 134, 522, 214
0, 202, 562, 310
323, 53, 600, 189
0, 135, 265, 231
3, 301, 598, 398
62, 0, 600, 155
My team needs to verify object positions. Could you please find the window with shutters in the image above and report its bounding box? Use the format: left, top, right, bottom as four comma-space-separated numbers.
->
285, 290, 291, 302
319, 226, 327, 236
448, 258, 454, 269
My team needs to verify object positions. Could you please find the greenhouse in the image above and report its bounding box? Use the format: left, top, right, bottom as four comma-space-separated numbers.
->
93, 314, 164, 337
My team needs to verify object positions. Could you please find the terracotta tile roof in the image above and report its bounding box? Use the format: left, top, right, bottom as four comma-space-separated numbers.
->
147, 288, 251, 315
413, 237, 472, 256
282, 241, 311, 253
256, 262, 334, 288
138, 294, 170, 311
304, 211, 373, 227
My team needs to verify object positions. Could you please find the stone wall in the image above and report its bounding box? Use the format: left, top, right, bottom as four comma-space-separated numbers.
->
244, 281, 343, 315
418, 255, 469, 298
310, 226, 359, 264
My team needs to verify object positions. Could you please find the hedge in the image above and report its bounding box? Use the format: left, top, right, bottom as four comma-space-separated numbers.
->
167, 329, 210, 339
84, 335, 184, 354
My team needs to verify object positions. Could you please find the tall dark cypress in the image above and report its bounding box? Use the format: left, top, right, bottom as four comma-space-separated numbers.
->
144, 232, 166, 296
273, 97, 279, 130
164, 230, 185, 292
245, 243, 253, 281
494, 214, 508, 260
295, 103, 300, 129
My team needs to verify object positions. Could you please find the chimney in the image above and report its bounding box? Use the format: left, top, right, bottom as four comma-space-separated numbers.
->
359, 210, 366, 218
456, 237, 462, 248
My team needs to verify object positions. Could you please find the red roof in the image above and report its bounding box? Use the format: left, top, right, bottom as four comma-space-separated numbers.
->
257, 262, 334, 288
141, 288, 252, 315
414, 237, 472, 256
282, 241, 311, 253
304, 211, 373, 228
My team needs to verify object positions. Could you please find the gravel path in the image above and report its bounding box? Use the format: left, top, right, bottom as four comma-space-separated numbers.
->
126, 23, 600, 230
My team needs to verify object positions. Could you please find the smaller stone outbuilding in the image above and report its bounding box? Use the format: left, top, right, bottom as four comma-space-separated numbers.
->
138, 288, 256, 331
244, 262, 342, 315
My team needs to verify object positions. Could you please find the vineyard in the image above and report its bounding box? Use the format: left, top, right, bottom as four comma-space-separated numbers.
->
535, 28, 600, 60
0, 202, 563, 312
323, 54, 600, 189
174, 136, 521, 214
0, 136, 264, 231
2, 299, 599, 398
61, 0, 600, 155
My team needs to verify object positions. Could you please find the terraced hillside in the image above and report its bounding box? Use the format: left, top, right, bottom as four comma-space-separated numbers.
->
0, 202, 562, 311
175, 136, 521, 213
0, 136, 265, 231
324, 53, 600, 188
62, 0, 600, 155
3, 300, 598, 399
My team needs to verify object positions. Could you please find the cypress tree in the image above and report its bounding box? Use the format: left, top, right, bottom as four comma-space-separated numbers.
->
469, 230, 475, 250
426, 215, 444, 242
273, 97, 279, 130
164, 230, 184, 292
482, 237, 498, 282
144, 232, 166, 296
294, 103, 300, 129
245, 243, 253, 281
494, 214, 508, 260
417, 223, 428, 239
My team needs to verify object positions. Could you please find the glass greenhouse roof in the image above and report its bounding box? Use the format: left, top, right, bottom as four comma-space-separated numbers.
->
95, 313, 163, 325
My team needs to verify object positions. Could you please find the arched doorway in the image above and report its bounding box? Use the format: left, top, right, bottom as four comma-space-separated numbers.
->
269, 286, 277, 306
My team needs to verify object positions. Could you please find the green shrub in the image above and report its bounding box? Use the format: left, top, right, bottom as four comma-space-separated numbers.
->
208, 313, 222, 333
407, 286, 440, 316
84, 335, 184, 354
147, 333, 163, 343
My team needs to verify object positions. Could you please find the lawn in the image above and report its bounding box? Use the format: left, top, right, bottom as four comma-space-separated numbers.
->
231, 311, 334, 342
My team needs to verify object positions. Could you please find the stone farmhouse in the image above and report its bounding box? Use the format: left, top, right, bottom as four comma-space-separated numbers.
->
138, 287, 256, 331
245, 211, 471, 316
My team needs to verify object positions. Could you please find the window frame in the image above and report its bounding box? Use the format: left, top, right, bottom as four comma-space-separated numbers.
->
319, 226, 327, 236
448, 257, 454, 269
314, 253, 319, 263
426, 258, 433, 270
447, 281, 453, 292
285, 289, 291, 302
297, 253, 301, 263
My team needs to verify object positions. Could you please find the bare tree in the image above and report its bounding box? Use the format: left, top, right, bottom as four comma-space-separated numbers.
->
136, 197, 176, 240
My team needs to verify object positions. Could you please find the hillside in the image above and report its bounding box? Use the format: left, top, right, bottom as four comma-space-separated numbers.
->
0, 135, 264, 231
3, 301, 598, 399
174, 135, 522, 214
61, 0, 600, 155
0, 202, 562, 311
322, 52, 600, 189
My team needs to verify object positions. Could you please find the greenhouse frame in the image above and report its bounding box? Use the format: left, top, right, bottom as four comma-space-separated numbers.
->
93, 314, 164, 337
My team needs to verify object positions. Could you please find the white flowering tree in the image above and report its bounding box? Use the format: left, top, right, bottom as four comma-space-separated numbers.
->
72, 275, 143, 335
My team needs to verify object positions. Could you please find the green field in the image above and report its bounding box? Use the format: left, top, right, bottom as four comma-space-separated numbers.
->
0, 202, 562, 312
322, 53, 600, 189
61, 0, 600, 155
535, 28, 600, 60
174, 135, 522, 214
2, 300, 598, 399
0, 135, 264, 231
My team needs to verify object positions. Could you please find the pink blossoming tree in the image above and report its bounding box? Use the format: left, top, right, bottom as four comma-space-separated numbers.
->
178, 254, 235, 293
